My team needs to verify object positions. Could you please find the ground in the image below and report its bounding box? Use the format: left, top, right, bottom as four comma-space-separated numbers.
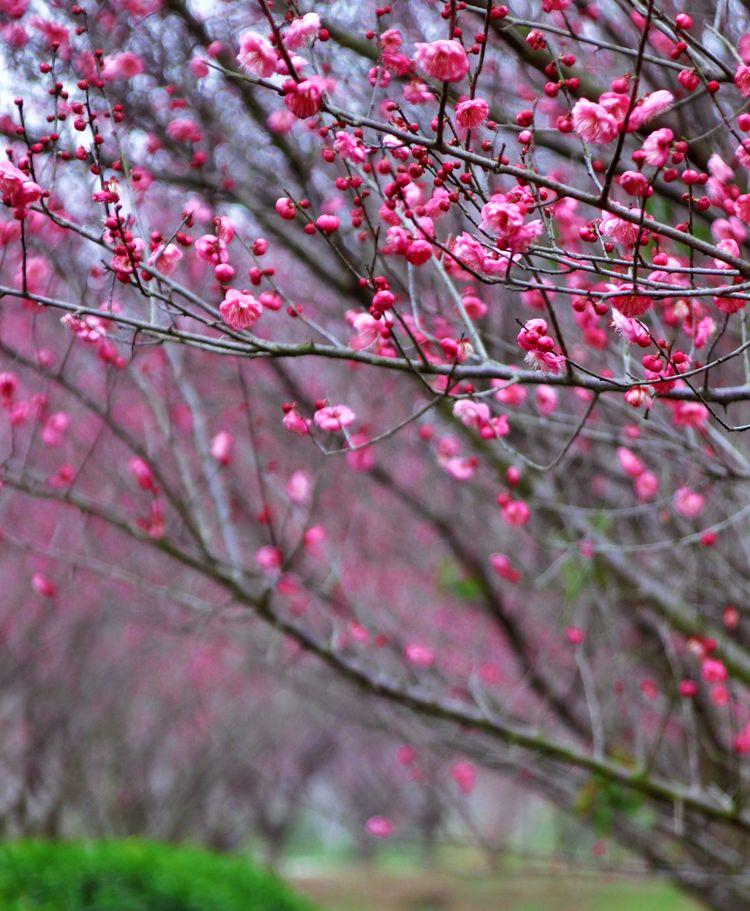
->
291, 865, 701, 911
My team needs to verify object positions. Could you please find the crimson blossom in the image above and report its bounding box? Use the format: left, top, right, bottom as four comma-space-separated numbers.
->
5, 0, 750, 906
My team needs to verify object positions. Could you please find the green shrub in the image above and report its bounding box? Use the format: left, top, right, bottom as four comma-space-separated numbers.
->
0, 840, 319, 911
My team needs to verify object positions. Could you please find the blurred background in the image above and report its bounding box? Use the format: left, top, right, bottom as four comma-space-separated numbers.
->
1, 0, 748, 906
0, 586, 700, 910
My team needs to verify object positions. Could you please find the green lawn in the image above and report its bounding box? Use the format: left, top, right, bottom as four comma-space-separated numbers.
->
292, 866, 701, 911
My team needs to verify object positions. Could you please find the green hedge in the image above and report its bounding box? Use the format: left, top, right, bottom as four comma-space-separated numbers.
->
0, 840, 319, 911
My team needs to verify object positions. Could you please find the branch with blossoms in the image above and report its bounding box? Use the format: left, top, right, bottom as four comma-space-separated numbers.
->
8, 1, 750, 907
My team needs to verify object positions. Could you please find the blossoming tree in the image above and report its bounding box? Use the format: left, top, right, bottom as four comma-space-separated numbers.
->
4, 0, 750, 905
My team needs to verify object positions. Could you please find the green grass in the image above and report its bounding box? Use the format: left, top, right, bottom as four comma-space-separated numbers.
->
0, 838, 703, 911
0, 839, 319, 911
291, 865, 702, 911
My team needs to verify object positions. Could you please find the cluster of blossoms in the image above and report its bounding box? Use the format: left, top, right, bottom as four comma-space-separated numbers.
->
10, 0, 750, 890
0, 158, 42, 215
61, 311, 125, 367
571, 89, 674, 144
480, 188, 544, 254
516, 319, 566, 374
453, 399, 510, 440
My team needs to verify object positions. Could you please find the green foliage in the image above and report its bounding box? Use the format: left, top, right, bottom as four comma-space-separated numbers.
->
436, 559, 483, 601
0, 840, 319, 911
561, 555, 592, 605
574, 776, 644, 835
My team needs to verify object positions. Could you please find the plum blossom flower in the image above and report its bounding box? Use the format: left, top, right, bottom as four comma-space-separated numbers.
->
635, 471, 659, 501
452, 399, 490, 430
714, 237, 741, 269
128, 457, 158, 492
382, 51, 412, 77
501, 499, 531, 526
735, 64, 750, 97
702, 658, 727, 684
413, 39, 469, 82
381, 28, 403, 52
137, 500, 165, 539
517, 319, 566, 374
31, 17, 70, 53
735, 724, 750, 754
607, 283, 652, 318
0, 0, 28, 16
532, 385, 556, 414
256, 545, 283, 572
571, 98, 618, 144
737, 142, 750, 171
567, 626, 585, 645
396, 744, 416, 766
210, 430, 233, 465
481, 197, 526, 235
286, 470, 311, 504
736, 193, 750, 224
346, 434, 375, 472
220, 288, 263, 330
671, 401, 709, 430
617, 447, 645, 478
366, 816, 395, 838
284, 78, 323, 118
708, 153, 734, 184
480, 193, 543, 254
41, 412, 70, 446
303, 526, 326, 552
599, 214, 643, 247
314, 404, 356, 431
679, 679, 698, 699
268, 109, 296, 133
283, 12, 320, 50
441, 455, 478, 481
450, 231, 516, 276
617, 170, 651, 197
166, 118, 202, 143
628, 90, 674, 129
0, 372, 17, 405
674, 486, 705, 518
599, 90, 630, 122
404, 78, 432, 104
282, 407, 310, 436
611, 310, 651, 346
190, 57, 209, 78
195, 233, 222, 262
110, 237, 145, 279
405, 643, 435, 667
32, 572, 57, 598
455, 97, 489, 130
640, 128, 673, 167
62, 313, 108, 346
101, 51, 144, 81
436, 337, 471, 364
237, 30, 277, 77
461, 288, 488, 319
450, 232, 486, 270
148, 243, 182, 275
333, 130, 367, 163
2, 22, 28, 48
489, 553, 521, 583
688, 315, 715, 349
348, 310, 392, 351
715, 293, 747, 315
451, 761, 477, 795
625, 386, 651, 408
0, 160, 43, 213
